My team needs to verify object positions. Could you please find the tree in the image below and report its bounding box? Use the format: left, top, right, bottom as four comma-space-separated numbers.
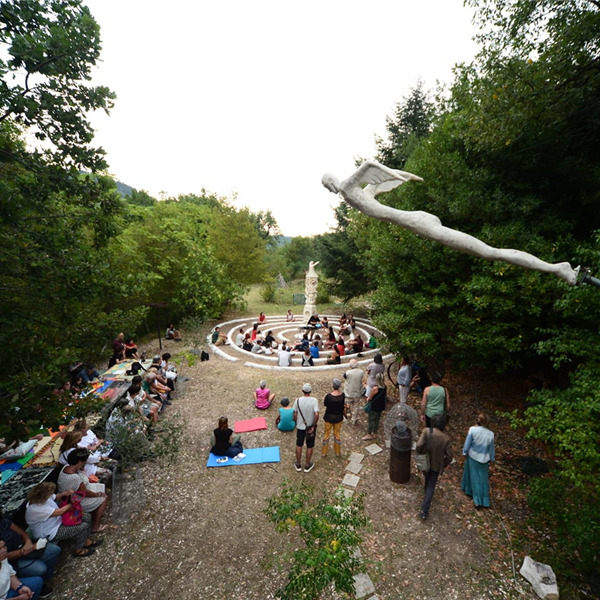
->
375, 79, 435, 170
0, 0, 116, 171
314, 203, 369, 302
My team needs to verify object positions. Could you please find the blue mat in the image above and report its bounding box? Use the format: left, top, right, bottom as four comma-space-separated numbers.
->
207, 446, 280, 467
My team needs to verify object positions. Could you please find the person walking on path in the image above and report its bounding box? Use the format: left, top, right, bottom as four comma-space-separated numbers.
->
343, 359, 364, 425
321, 379, 345, 458
362, 372, 386, 441
293, 384, 319, 473
416, 414, 453, 520
461, 412, 495, 508
397, 356, 412, 404
420, 372, 450, 427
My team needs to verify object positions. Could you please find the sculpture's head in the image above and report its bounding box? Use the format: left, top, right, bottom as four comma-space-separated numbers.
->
321, 173, 340, 193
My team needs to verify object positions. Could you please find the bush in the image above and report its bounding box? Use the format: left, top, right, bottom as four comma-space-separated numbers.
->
266, 481, 370, 600
260, 282, 278, 304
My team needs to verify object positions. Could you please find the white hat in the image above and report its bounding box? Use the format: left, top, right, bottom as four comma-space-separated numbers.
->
302, 383, 312, 393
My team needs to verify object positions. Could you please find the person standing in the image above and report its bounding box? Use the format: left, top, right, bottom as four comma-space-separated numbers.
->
293, 384, 319, 473
343, 359, 364, 425
416, 414, 453, 520
461, 413, 495, 508
362, 372, 386, 441
420, 372, 450, 427
397, 356, 412, 403
108, 332, 125, 368
365, 353, 384, 398
321, 379, 345, 458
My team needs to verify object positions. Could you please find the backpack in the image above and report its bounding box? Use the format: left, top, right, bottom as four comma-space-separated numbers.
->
201, 350, 210, 362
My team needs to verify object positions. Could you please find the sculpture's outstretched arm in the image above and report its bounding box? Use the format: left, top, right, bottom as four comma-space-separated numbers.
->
323, 160, 579, 286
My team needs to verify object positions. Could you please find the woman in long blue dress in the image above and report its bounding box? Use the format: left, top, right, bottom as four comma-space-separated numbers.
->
461, 412, 495, 508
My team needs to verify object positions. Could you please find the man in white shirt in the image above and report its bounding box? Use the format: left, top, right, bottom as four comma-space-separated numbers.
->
278, 343, 293, 367
343, 359, 364, 425
235, 328, 245, 348
293, 383, 319, 472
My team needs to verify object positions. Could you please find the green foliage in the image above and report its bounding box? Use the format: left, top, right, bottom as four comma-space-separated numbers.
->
313, 203, 368, 303
505, 364, 600, 577
375, 79, 435, 170
283, 237, 315, 279
266, 481, 370, 600
260, 282, 278, 304
0, 0, 116, 170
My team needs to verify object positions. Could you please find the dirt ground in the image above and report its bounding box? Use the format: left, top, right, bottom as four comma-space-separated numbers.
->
51, 328, 547, 600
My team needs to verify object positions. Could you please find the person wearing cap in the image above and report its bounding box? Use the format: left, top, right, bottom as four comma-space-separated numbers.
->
343, 359, 364, 426
293, 384, 319, 472
321, 379, 345, 457
254, 380, 275, 410
275, 398, 296, 432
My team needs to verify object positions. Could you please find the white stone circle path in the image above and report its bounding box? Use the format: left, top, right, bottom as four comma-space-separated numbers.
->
207, 314, 393, 370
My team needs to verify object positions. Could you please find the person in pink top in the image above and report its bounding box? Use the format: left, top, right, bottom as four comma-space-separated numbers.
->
254, 380, 275, 410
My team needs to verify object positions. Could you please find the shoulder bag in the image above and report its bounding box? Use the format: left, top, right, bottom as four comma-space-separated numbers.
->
415, 428, 431, 473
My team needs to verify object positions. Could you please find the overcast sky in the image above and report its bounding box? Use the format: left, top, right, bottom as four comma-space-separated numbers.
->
85, 0, 479, 237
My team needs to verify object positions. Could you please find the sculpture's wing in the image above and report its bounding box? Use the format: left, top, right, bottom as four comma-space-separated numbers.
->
352, 160, 423, 197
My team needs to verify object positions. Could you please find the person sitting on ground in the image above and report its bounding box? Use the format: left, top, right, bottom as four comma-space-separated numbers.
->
166, 324, 182, 341
336, 337, 346, 357
127, 383, 159, 425
293, 334, 309, 352
310, 340, 320, 360
210, 417, 243, 458
57, 449, 109, 534
80, 364, 100, 385
346, 333, 364, 355
211, 326, 229, 346
235, 328, 245, 347
278, 343, 293, 367
264, 330, 276, 347
349, 315, 357, 331
25, 482, 98, 558
58, 431, 83, 467
250, 323, 259, 342
242, 333, 253, 352
301, 347, 314, 367
124, 338, 140, 360
263, 342, 274, 356
250, 340, 264, 354
368, 333, 377, 349
108, 332, 125, 368
0, 539, 43, 600
324, 327, 337, 349
258, 312, 266, 325
326, 346, 341, 365
254, 380, 275, 410
0, 434, 43, 461
0, 509, 58, 598
159, 353, 177, 389
275, 398, 296, 432
286, 309, 294, 322
320, 316, 329, 330
70, 372, 85, 397
73, 419, 112, 481
143, 372, 169, 409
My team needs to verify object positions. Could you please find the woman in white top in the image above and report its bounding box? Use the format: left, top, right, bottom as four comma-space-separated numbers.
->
25, 482, 99, 557
57, 448, 109, 533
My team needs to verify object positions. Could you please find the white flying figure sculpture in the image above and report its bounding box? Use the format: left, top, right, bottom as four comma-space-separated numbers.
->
322, 160, 579, 286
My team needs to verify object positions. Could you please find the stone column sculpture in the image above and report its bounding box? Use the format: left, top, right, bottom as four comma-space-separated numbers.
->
303, 261, 319, 323
322, 160, 579, 286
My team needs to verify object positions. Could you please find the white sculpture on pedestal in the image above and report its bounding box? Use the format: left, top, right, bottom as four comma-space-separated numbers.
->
321, 160, 579, 285
304, 261, 319, 323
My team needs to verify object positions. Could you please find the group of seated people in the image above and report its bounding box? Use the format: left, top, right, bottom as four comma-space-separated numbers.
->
0, 416, 118, 599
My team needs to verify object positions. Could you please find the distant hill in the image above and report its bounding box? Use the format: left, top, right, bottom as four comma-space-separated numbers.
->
115, 180, 133, 196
